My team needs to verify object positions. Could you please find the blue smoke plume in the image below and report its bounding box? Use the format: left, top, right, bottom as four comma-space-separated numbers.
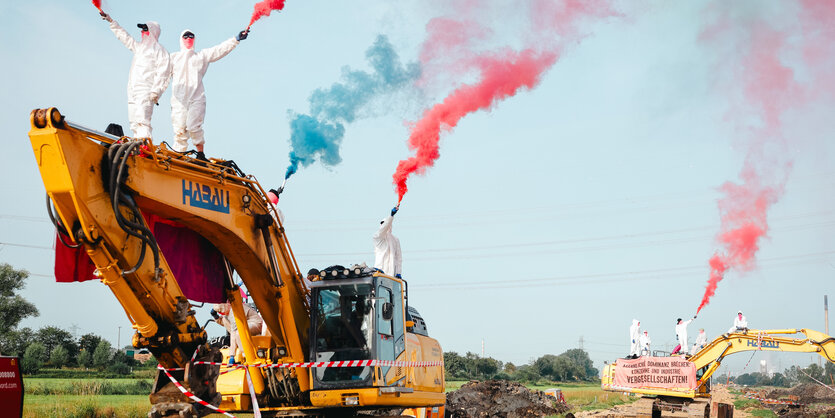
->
285, 35, 420, 179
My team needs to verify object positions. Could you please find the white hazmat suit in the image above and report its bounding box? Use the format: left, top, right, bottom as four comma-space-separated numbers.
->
213, 303, 263, 363
629, 319, 641, 357
640, 332, 651, 356
170, 30, 240, 152
693, 330, 707, 354
109, 20, 171, 138
373, 215, 402, 276
675, 318, 693, 355
728, 313, 748, 333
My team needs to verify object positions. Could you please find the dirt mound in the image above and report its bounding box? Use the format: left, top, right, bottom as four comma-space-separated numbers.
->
763, 383, 835, 404
445, 380, 569, 418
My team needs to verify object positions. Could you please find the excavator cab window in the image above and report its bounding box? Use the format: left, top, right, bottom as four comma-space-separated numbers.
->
312, 283, 374, 386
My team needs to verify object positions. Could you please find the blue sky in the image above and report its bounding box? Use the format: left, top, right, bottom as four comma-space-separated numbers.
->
0, 0, 833, 375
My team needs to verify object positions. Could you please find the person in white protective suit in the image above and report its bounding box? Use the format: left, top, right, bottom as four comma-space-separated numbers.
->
373, 206, 402, 277
672, 315, 696, 355
212, 302, 264, 365
169, 28, 249, 153
629, 319, 641, 358
640, 331, 652, 356
101, 13, 171, 138
693, 328, 707, 354
728, 310, 748, 334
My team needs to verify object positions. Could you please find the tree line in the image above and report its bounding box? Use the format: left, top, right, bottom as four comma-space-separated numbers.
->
444, 348, 599, 383
0, 263, 146, 375
720, 362, 835, 387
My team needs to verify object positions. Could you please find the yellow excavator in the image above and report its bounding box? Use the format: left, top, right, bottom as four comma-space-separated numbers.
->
601, 328, 835, 417
28, 107, 445, 417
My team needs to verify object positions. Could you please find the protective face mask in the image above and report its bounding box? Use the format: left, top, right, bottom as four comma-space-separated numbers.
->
141, 31, 149, 40
183, 38, 194, 49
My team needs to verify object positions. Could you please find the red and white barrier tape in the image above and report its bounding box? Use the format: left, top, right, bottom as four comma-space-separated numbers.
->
182, 359, 443, 370
157, 365, 236, 417
744, 393, 801, 406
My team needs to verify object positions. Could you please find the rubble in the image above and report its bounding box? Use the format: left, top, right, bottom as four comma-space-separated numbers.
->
445, 380, 569, 418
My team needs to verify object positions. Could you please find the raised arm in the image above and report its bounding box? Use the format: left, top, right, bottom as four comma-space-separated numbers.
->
108, 19, 136, 52
202, 37, 239, 64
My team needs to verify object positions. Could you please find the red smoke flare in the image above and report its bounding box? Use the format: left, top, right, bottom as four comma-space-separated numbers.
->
394, 50, 556, 203
696, 13, 802, 313
92, 0, 102, 12
393, 0, 616, 204
248, 0, 286, 29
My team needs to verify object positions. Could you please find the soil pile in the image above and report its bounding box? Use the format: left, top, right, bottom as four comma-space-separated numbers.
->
445, 380, 569, 418
764, 383, 835, 404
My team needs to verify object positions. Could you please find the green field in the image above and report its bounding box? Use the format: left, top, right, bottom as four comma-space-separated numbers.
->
24, 378, 627, 416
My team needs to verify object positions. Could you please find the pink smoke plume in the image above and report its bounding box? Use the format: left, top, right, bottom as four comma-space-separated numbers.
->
393, 0, 617, 203
694, 2, 835, 313
248, 0, 286, 29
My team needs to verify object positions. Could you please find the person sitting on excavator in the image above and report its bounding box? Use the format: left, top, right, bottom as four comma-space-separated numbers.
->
640, 330, 651, 356
212, 302, 264, 365
728, 310, 748, 334
693, 328, 707, 354
373, 206, 402, 277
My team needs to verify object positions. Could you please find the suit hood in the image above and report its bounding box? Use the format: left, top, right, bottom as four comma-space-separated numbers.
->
180, 29, 195, 51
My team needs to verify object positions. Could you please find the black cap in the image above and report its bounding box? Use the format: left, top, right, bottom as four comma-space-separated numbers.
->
137, 23, 149, 31
307, 268, 319, 277
677, 318, 682, 323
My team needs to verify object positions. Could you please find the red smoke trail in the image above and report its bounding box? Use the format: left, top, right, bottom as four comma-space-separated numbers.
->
92, 0, 102, 12
248, 0, 286, 29
393, 0, 616, 203
394, 50, 556, 203
696, 10, 806, 314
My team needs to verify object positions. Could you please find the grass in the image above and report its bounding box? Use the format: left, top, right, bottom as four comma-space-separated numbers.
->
24, 394, 150, 418
733, 397, 763, 410
24, 377, 152, 395
749, 409, 778, 418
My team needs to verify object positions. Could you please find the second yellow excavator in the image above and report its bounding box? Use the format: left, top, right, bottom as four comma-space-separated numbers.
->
601, 328, 835, 417
28, 107, 445, 417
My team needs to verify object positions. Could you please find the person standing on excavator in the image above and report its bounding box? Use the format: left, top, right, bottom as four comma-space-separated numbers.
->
169, 28, 249, 154
100, 12, 171, 139
672, 315, 696, 355
374, 206, 402, 277
629, 319, 641, 358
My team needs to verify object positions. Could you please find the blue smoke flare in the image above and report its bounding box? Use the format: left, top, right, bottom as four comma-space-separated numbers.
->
284, 35, 419, 179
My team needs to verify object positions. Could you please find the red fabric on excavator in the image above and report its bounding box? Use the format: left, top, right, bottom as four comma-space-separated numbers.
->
146, 215, 226, 303
54, 233, 96, 282
53, 216, 227, 303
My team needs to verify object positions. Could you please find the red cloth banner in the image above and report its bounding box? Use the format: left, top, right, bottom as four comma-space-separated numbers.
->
0, 357, 24, 417
613, 356, 697, 390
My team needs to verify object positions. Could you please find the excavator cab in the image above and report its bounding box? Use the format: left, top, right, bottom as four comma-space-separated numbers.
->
309, 270, 405, 391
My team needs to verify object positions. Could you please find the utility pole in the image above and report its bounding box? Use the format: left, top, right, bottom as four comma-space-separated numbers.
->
481, 339, 485, 358
826, 295, 829, 336
117, 326, 121, 350
579, 336, 584, 350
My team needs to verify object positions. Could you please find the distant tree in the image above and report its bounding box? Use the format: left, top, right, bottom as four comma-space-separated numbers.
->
443, 352, 467, 379
22, 342, 46, 374
0, 327, 34, 357
50, 345, 69, 368
770, 372, 788, 387
560, 349, 597, 380
107, 361, 131, 375
736, 373, 757, 386
0, 264, 39, 355
825, 362, 835, 384
35, 326, 78, 364
800, 363, 824, 383
78, 333, 103, 355
504, 362, 517, 374
77, 349, 92, 368
112, 350, 138, 367
92, 340, 113, 369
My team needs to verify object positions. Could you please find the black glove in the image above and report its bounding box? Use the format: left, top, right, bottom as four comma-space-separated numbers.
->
693, 315, 697, 319
391, 206, 398, 216
210, 309, 219, 320
236, 30, 249, 41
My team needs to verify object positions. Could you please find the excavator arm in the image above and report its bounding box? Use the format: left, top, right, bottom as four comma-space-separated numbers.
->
29, 108, 312, 412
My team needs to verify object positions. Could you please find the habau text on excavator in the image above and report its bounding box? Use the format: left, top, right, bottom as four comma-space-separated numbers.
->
28, 107, 445, 417
601, 328, 835, 417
